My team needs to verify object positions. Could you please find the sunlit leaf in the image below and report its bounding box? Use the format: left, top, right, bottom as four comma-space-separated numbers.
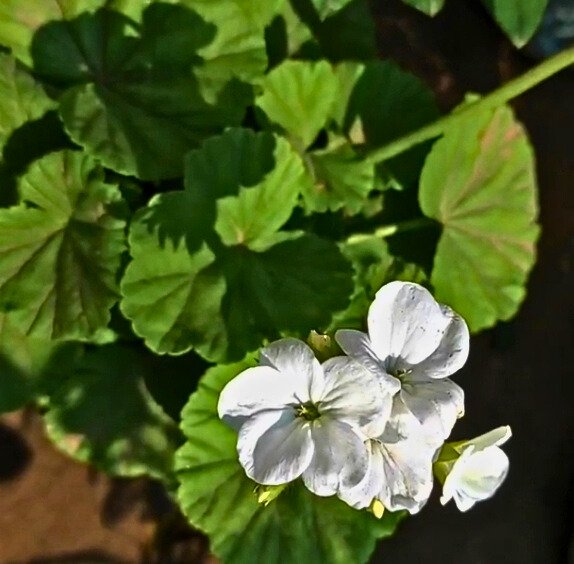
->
0, 150, 125, 342
257, 60, 338, 149
44, 344, 181, 481
176, 362, 405, 564
420, 106, 539, 332
482, 0, 548, 47
311, 0, 354, 20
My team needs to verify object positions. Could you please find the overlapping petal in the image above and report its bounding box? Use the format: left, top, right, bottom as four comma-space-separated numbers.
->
238, 409, 314, 485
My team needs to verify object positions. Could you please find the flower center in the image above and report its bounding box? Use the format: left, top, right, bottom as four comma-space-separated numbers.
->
393, 368, 412, 381
295, 401, 321, 421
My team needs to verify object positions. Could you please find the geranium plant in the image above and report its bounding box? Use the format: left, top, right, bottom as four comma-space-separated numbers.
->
0, 0, 568, 562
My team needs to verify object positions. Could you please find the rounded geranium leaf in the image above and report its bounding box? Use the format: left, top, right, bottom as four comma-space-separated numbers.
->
176, 362, 405, 564
44, 344, 181, 482
31, 3, 270, 180
419, 106, 539, 332
257, 60, 339, 149
0, 150, 125, 342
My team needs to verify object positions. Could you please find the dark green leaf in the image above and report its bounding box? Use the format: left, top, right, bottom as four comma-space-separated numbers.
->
401, 0, 445, 16
419, 106, 539, 332
44, 344, 181, 481
176, 361, 404, 564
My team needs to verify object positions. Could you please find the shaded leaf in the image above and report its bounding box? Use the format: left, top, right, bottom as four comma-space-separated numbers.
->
401, 0, 445, 16
311, 0, 354, 20
175, 361, 405, 564
32, 3, 259, 180
482, 0, 548, 47
44, 344, 181, 481
0, 150, 126, 342
419, 106, 539, 332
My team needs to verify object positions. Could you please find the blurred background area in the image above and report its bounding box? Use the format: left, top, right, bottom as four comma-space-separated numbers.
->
1, 0, 574, 562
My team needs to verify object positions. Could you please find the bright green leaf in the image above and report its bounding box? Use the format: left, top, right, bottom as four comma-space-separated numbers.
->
0, 53, 55, 153
44, 344, 181, 481
257, 60, 338, 149
303, 137, 375, 213
176, 361, 405, 564
420, 106, 539, 332
32, 3, 257, 180
0, 150, 125, 342
482, 0, 548, 48
401, 0, 445, 16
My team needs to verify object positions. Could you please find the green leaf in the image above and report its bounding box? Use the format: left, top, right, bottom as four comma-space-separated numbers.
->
331, 237, 427, 330
303, 136, 375, 213
0, 53, 55, 153
0, 0, 104, 66
32, 3, 260, 180
0, 150, 126, 342
401, 0, 445, 16
482, 0, 548, 48
345, 60, 439, 188
419, 106, 539, 332
175, 362, 404, 564
257, 60, 338, 149
44, 344, 181, 481
311, 0, 354, 20
120, 129, 352, 360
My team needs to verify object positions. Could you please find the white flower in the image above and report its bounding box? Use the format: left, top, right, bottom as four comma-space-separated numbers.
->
440, 426, 511, 512
218, 338, 391, 496
338, 402, 439, 514
336, 281, 469, 443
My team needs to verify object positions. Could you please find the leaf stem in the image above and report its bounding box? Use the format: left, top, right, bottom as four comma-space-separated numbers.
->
365, 46, 574, 164
346, 217, 436, 244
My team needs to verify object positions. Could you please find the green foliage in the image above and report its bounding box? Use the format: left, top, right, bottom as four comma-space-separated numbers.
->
0, 1, 547, 559
420, 106, 539, 332
44, 344, 181, 481
401, 0, 445, 16
0, 150, 125, 342
482, 0, 549, 47
121, 128, 353, 361
176, 361, 405, 564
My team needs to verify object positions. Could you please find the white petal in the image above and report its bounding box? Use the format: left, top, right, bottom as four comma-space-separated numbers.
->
334, 330, 401, 394
400, 378, 464, 441
302, 418, 368, 496
238, 409, 314, 485
408, 306, 469, 380
377, 436, 435, 514
338, 440, 385, 509
465, 426, 512, 451
320, 356, 392, 436
218, 365, 303, 430
260, 338, 323, 398
441, 447, 509, 512
368, 282, 451, 367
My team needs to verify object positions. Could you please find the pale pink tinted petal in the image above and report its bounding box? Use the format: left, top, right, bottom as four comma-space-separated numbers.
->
400, 378, 464, 441
334, 329, 401, 394
408, 306, 469, 380
368, 282, 451, 366
259, 338, 323, 400
302, 418, 368, 496
238, 409, 313, 485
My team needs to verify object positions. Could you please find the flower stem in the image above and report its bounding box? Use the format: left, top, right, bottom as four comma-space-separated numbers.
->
346, 217, 436, 244
365, 46, 574, 165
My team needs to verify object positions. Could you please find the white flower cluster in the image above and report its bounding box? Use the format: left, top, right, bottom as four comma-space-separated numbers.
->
218, 281, 511, 514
